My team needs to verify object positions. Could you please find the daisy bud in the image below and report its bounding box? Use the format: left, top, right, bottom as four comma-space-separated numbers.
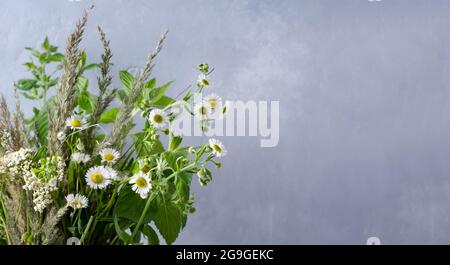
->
197, 167, 207, 178
57, 131, 66, 142
188, 147, 196, 153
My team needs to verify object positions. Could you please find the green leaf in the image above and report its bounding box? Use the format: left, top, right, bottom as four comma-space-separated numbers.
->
150, 96, 176, 109
83, 63, 99, 71
133, 132, 165, 157
114, 187, 157, 224
76, 76, 89, 91
119, 70, 135, 95
144, 78, 156, 90
154, 200, 182, 245
117, 89, 127, 102
16, 79, 37, 91
35, 99, 52, 146
76, 77, 97, 113
25, 47, 41, 58
142, 224, 160, 245
42, 37, 50, 50
147, 81, 173, 103
100, 107, 119, 124
169, 135, 182, 151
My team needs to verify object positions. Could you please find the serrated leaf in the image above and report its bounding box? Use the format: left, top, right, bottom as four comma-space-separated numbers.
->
119, 70, 135, 95
154, 201, 182, 245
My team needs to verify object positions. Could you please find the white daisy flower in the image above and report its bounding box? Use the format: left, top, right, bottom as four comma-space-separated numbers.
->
155, 157, 169, 177
57, 131, 66, 142
65, 114, 87, 130
65, 193, 88, 209
71, 152, 90, 164
85, 166, 111, 189
197, 74, 210, 87
204, 93, 223, 118
148, 109, 168, 128
104, 166, 119, 181
129, 172, 152, 199
99, 148, 120, 164
193, 102, 211, 120
209, 138, 227, 157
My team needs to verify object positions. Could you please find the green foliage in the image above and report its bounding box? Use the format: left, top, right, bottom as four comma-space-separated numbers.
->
153, 199, 182, 245
16, 37, 63, 101
99, 107, 119, 124
4, 21, 225, 246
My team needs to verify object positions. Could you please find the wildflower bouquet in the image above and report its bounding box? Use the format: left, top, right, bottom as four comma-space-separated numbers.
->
0, 7, 226, 245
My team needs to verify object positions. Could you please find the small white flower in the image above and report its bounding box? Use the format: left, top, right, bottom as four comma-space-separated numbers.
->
129, 172, 152, 199
209, 138, 227, 157
197, 74, 210, 87
57, 131, 66, 142
105, 166, 119, 180
204, 93, 223, 118
65, 114, 87, 130
99, 148, 120, 164
71, 152, 90, 164
85, 166, 111, 189
148, 109, 168, 128
155, 157, 169, 177
193, 101, 211, 120
66, 193, 89, 209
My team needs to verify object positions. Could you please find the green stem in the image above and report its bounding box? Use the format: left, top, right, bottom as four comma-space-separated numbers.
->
130, 192, 156, 243
79, 215, 94, 245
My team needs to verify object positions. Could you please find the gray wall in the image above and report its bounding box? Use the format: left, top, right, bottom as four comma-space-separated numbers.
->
2, 0, 450, 244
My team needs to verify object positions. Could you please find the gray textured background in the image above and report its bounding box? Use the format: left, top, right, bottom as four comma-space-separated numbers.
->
2, 0, 450, 244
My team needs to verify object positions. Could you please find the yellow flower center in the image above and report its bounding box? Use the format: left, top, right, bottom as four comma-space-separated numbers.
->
208, 99, 217, 109
71, 199, 81, 208
153, 114, 163, 123
91, 172, 104, 184
103, 153, 115, 161
212, 144, 222, 153
135, 177, 148, 189
70, 118, 82, 128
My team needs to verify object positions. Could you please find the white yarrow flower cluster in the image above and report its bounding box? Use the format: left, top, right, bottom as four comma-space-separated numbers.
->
0, 149, 66, 212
